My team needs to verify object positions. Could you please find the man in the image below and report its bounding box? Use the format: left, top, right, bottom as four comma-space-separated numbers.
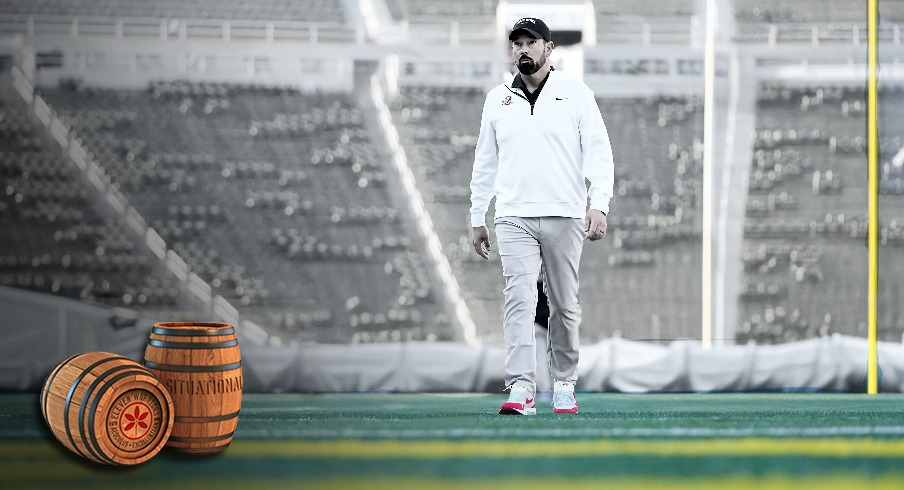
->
469, 17, 614, 415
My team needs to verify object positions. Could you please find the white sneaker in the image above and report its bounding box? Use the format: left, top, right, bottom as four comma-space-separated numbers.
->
499, 386, 536, 415
553, 381, 578, 414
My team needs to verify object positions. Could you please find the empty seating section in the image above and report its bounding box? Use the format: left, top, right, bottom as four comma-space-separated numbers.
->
734, 0, 904, 24
390, 0, 497, 44
733, 0, 904, 43
735, 0, 865, 23
593, 96, 703, 343
391, 86, 703, 343
401, 0, 497, 20
595, 0, 697, 45
595, 0, 695, 17
390, 86, 502, 340
738, 83, 904, 343
0, 0, 347, 23
0, 92, 193, 320
37, 81, 448, 343
9, 1, 902, 348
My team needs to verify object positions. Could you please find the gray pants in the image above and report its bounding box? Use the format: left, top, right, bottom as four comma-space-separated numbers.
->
494, 216, 584, 390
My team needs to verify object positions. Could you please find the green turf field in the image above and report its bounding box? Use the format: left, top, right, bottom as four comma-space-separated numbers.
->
3, 392, 904, 489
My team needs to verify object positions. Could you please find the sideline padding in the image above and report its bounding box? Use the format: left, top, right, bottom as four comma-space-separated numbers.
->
4, 284, 904, 393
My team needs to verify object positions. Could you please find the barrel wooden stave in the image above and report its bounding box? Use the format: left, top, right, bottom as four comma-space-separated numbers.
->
144, 322, 242, 455
40, 352, 174, 465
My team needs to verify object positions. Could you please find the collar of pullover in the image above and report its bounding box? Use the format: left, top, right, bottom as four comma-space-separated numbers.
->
512, 66, 554, 105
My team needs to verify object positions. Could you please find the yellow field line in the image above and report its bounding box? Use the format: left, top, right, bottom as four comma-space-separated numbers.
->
6, 441, 904, 490
7, 437, 904, 460
216, 438, 904, 459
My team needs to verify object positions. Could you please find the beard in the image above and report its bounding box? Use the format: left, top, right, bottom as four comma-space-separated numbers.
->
517, 51, 546, 76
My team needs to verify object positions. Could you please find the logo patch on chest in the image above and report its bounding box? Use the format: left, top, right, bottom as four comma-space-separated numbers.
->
502, 96, 512, 106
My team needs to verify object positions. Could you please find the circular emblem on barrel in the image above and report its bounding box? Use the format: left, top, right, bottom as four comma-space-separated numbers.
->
107, 389, 163, 452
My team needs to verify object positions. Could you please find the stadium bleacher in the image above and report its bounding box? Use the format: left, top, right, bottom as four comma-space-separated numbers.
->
737, 82, 904, 343
594, 0, 697, 45
14, 80, 450, 344
0, 85, 198, 320
733, 0, 904, 44
735, 0, 904, 24
0, 0, 355, 44
596, 0, 694, 16
402, 0, 497, 19
2, 0, 902, 348
0, 0, 348, 23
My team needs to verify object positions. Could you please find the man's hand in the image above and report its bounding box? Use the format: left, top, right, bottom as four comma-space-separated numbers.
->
472, 226, 490, 260
585, 209, 607, 241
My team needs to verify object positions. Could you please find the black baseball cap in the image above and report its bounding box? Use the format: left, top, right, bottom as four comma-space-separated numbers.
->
508, 17, 551, 42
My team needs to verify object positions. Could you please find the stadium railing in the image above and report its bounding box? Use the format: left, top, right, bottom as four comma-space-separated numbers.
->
0, 15, 361, 45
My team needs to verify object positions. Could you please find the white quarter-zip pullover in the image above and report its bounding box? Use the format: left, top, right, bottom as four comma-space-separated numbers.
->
469, 69, 614, 227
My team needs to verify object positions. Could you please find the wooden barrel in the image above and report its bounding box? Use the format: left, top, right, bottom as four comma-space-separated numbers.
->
143, 322, 242, 455
40, 352, 174, 465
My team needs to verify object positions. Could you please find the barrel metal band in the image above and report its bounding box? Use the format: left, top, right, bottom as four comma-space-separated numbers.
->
175, 410, 241, 423
64, 355, 130, 463
42, 353, 79, 424
151, 327, 235, 337
168, 431, 234, 443
167, 444, 230, 454
144, 360, 242, 372
147, 339, 238, 349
